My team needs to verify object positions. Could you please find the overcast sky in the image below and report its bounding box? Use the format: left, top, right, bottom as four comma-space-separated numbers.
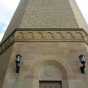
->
0, 0, 88, 41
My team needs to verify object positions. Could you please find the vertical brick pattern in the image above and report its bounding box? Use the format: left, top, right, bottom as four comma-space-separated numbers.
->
19, 0, 78, 28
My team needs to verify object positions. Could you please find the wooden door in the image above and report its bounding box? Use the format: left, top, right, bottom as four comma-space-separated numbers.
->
39, 81, 62, 88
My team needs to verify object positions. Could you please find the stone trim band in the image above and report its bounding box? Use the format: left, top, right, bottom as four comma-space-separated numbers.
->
0, 28, 88, 54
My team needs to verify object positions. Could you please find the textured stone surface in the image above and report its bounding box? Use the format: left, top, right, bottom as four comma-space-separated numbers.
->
19, 0, 78, 28
0, 46, 13, 88
1, 42, 88, 88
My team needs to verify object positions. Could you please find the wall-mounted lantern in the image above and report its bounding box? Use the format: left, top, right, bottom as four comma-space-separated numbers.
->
79, 54, 86, 74
16, 54, 23, 74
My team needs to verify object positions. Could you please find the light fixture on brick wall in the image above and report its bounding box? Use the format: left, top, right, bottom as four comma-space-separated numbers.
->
79, 54, 86, 74
16, 54, 23, 74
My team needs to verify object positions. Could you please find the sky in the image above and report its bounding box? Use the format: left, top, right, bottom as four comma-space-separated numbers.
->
0, 0, 20, 41
0, 0, 88, 41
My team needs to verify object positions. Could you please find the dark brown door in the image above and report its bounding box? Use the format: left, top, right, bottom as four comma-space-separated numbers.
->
39, 81, 62, 88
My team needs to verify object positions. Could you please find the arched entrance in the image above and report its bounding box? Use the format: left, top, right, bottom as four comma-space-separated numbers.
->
33, 60, 68, 88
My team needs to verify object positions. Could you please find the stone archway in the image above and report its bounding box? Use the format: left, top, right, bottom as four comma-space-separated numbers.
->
33, 60, 68, 88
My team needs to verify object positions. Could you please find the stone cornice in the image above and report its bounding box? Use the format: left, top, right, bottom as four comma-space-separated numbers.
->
0, 28, 88, 54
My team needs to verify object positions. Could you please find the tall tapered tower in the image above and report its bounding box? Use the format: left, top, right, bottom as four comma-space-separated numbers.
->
0, 0, 88, 88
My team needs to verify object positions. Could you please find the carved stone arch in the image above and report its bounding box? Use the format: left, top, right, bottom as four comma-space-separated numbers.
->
33, 60, 69, 88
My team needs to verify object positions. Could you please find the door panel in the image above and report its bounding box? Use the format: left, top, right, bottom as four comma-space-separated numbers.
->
39, 81, 62, 88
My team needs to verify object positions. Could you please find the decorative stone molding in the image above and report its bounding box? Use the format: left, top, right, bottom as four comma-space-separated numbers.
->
0, 28, 88, 54
15, 31, 85, 42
